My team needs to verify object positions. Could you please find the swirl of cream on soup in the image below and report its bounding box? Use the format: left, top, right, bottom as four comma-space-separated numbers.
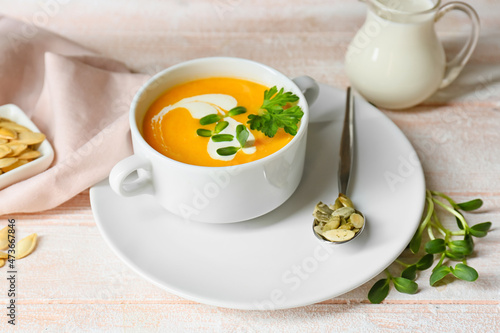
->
152, 94, 256, 161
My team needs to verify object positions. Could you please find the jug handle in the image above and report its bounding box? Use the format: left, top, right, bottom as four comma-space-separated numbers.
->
436, 2, 480, 89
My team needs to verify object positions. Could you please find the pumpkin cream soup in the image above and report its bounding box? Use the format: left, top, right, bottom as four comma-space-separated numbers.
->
142, 77, 298, 167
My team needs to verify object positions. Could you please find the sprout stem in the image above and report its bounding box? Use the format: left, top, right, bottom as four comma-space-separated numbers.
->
395, 259, 410, 268
432, 198, 469, 230
431, 191, 458, 209
435, 253, 446, 269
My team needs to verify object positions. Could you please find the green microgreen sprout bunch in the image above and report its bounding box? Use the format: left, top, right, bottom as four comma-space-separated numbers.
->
196, 86, 303, 157
368, 190, 492, 304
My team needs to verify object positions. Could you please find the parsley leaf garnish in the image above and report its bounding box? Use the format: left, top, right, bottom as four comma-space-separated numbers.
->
247, 86, 303, 138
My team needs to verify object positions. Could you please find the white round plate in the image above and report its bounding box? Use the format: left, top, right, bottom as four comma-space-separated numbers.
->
90, 83, 425, 310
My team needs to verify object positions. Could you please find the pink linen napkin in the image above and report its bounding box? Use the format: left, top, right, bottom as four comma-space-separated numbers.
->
0, 15, 150, 215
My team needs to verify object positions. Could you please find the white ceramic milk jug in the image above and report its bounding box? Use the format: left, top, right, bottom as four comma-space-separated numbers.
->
345, 0, 479, 109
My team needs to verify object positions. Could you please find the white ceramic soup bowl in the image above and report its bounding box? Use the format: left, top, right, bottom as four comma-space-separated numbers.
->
109, 57, 319, 223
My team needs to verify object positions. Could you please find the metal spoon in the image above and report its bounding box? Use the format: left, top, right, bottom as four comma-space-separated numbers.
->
312, 87, 366, 244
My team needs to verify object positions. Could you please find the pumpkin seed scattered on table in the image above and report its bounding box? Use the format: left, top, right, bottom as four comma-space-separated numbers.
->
0, 118, 45, 175
313, 193, 365, 242
0, 226, 9, 250
15, 233, 38, 260
0, 225, 39, 265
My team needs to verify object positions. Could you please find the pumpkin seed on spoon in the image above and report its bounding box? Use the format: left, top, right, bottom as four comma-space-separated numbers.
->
313, 193, 365, 243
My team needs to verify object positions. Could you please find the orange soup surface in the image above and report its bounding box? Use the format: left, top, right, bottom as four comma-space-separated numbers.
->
143, 77, 295, 167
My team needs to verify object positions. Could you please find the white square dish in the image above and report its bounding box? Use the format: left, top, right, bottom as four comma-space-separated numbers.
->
0, 104, 54, 190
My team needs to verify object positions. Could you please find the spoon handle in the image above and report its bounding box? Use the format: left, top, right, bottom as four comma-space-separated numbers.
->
338, 87, 354, 195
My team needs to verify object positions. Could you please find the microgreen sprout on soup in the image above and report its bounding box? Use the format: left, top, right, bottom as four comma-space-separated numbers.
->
143, 77, 303, 167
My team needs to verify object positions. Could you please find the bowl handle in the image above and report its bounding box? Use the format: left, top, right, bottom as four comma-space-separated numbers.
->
293, 76, 320, 105
109, 154, 155, 197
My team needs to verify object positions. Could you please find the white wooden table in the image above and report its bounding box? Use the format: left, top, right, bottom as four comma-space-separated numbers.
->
1, 0, 499, 331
